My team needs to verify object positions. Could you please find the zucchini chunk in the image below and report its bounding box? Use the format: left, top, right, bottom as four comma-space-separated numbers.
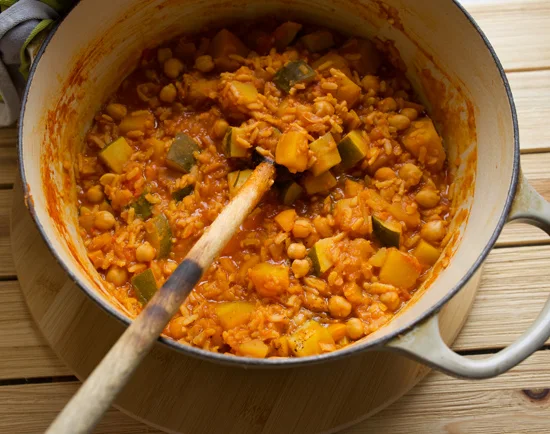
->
172, 185, 194, 201
98, 137, 133, 174
303, 170, 337, 195
413, 240, 441, 266
146, 214, 172, 259
275, 130, 309, 173
300, 31, 334, 52
228, 169, 253, 197
273, 21, 302, 51
131, 193, 153, 219
372, 216, 401, 248
131, 268, 158, 304
337, 130, 369, 169
309, 132, 342, 176
309, 237, 335, 275
273, 60, 316, 94
280, 181, 304, 205
223, 126, 248, 158
166, 133, 200, 173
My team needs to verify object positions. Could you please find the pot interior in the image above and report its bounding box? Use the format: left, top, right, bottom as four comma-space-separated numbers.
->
21, 0, 517, 361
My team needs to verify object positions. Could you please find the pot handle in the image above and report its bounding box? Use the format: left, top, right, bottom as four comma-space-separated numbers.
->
385, 173, 550, 379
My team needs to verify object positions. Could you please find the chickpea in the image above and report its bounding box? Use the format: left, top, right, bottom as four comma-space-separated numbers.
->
287, 243, 307, 260
389, 114, 411, 130
157, 47, 173, 64
169, 316, 187, 340
159, 83, 177, 103
374, 167, 396, 181
415, 188, 440, 208
313, 100, 334, 117
86, 185, 104, 203
105, 103, 127, 121
380, 292, 401, 311
346, 318, 365, 340
292, 259, 311, 278
164, 57, 184, 78
399, 163, 422, 187
378, 97, 397, 113
361, 75, 380, 92
212, 119, 229, 138
329, 296, 352, 318
136, 242, 156, 262
99, 173, 116, 186
94, 210, 115, 231
421, 220, 446, 242
194, 55, 215, 73
292, 219, 313, 238
401, 107, 419, 121
106, 266, 128, 286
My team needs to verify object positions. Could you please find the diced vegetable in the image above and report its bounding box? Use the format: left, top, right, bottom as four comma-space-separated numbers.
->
372, 216, 401, 248
215, 301, 255, 329
362, 189, 420, 229
239, 339, 269, 358
98, 137, 133, 174
327, 323, 347, 342
185, 77, 218, 105
341, 38, 382, 75
275, 130, 309, 173
273, 22, 302, 51
413, 240, 441, 266
131, 268, 158, 304
249, 262, 290, 297
379, 248, 421, 290
280, 181, 304, 205
119, 112, 152, 135
209, 29, 249, 71
273, 60, 316, 94
311, 52, 350, 76
275, 209, 297, 232
223, 126, 248, 158
333, 198, 367, 235
338, 130, 369, 169
146, 214, 172, 259
166, 133, 200, 173
309, 132, 342, 176
172, 185, 194, 201
309, 237, 335, 275
303, 170, 337, 195
401, 118, 446, 171
368, 248, 387, 267
131, 193, 153, 219
344, 178, 364, 197
300, 31, 334, 52
229, 81, 258, 104
288, 320, 335, 357
227, 169, 253, 197
332, 73, 361, 108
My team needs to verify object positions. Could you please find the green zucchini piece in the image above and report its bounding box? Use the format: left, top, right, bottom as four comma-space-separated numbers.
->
309, 132, 342, 176
131, 193, 153, 219
300, 31, 334, 52
309, 237, 335, 275
98, 137, 133, 174
223, 126, 248, 158
273, 21, 302, 51
273, 60, 316, 94
131, 268, 158, 304
172, 185, 194, 201
228, 169, 253, 197
280, 181, 303, 205
146, 214, 172, 259
166, 133, 200, 173
303, 170, 337, 195
372, 216, 401, 248
337, 130, 369, 169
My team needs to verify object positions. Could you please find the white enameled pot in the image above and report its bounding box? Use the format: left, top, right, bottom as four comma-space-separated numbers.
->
19, 0, 550, 378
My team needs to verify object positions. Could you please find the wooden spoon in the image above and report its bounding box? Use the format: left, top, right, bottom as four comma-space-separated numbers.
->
46, 160, 276, 434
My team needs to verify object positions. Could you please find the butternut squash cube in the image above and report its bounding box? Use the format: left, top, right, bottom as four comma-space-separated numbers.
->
239, 339, 269, 358
249, 263, 290, 297
309, 132, 342, 176
288, 320, 335, 357
274, 209, 297, 232
215, 301, 255, 330
379, 248, 421, 290
303, 170, 337, 195
413, 240, 441, 266
275, 130, 309, 173
401, 118, 446, 171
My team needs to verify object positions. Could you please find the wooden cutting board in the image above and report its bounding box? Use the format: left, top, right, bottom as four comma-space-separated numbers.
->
11, 178, 479, 434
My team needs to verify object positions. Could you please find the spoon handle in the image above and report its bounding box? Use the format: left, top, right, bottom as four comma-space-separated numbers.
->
46, 161, 275, 434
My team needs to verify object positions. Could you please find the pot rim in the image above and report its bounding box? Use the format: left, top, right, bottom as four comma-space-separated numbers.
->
18, 0, 520, 368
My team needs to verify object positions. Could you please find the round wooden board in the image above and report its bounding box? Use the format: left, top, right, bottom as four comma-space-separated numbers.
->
11, 179, 480, 434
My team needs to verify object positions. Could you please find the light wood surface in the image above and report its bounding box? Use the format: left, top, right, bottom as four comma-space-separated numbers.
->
2, 0, 550, 432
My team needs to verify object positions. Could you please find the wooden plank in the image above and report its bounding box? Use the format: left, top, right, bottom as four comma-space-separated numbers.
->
0, 128, 17, 187
0, 281, 71, 379
0, 190, 15, 278
454, 245, 550, 351
0, 351, 549, 434
466, 0, 550, 72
